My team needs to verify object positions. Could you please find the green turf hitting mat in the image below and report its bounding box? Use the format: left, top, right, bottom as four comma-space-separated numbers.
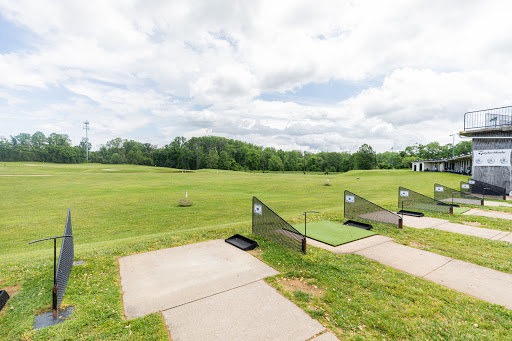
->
292, 220, 376, 247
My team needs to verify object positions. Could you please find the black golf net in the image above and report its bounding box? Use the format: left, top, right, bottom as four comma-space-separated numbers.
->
344, 190, 402, 228
56, 208, 74, 308
434, 183, 483, 206
466, 178, 506, 200
398, 186, 453, 214
252, 197, 304, 252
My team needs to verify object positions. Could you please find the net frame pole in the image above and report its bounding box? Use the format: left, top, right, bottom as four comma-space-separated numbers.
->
29, 235, 73, 319
483, 187, 489, 202
53, 238, 57, 318
302, 211, 319, 254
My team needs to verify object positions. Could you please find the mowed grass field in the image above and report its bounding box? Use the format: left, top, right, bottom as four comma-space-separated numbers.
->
1, 162, 512, 340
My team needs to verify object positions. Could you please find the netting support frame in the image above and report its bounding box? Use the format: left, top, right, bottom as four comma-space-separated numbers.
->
252, 197, 307, 254
28, 234, 73, 318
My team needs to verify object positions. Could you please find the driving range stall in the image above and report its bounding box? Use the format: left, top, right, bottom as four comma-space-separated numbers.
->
398, 186, 456, 216
344, 190, 403, 229
461, 106, 512, 195
252, 196, 379, 250
252, 196, 306, 253
461, 179, 506, 200
434, 183, 483, 206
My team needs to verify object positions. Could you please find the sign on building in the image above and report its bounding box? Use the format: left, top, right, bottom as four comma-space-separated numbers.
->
473, 149, 511, 167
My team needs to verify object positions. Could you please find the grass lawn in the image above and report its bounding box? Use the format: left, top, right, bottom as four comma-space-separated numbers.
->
1, 162, 512, 340
292, 221, 376, 246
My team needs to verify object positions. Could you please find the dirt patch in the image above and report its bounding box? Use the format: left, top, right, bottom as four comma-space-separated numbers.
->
3, 284, 21, 297
247, 248, 263, 257
277, 277, 324, 298
462, 221, 483, 227
102, 169, 120, 171
0, 283, 21, 315
24, 164, 38, 166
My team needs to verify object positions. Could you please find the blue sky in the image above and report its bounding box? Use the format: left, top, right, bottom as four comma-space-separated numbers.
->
1, 1, 512, 153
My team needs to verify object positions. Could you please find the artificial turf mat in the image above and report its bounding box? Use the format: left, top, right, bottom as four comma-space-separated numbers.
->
292, 220, 376, 247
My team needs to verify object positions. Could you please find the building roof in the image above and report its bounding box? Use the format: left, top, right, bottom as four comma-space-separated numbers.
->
413, 153, 472, 163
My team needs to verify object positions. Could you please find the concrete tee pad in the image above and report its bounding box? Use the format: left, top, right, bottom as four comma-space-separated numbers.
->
485, 201, 512, 208
119, 239, 279, 319
355, 242, 452, 277
163, 280, 325, 341
497, 232, 512, 243
424, 259, 512, 309
464, 208, 512, 220
400, 215, 446, 229
433, 222, 506, 239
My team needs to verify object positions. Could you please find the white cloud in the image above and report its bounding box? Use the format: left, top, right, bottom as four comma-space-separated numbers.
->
2, 0, 512, 152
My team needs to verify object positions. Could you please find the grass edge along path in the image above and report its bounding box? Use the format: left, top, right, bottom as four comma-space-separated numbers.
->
254, 237, 512, 340
2, 218, 512, 339
0, 223, 250, 340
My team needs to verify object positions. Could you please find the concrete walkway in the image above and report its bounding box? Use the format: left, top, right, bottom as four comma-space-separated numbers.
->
400, 214, 512, 242
308, 236, 512, 309
119, 240, 338, 340
464, 208, 512, 220
485, 201, 512, 208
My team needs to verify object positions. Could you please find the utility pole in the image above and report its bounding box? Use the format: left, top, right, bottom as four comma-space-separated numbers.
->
326, 151, 329, 175
303, 151, 306, 174
83, 121, 89, 162
391, 147, 394, 169
450, 134, 455, 158
195, 143, 200, 170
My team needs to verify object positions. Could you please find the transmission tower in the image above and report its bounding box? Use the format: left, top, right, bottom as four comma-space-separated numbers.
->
83, 121, 90, 161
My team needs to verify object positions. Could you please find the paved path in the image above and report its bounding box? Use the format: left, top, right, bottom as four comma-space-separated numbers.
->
485, 201, 512, 208
464, 208, 512, 221
119, 240, 338, 340
309, 236, 512, 309
400, 214, 512, 242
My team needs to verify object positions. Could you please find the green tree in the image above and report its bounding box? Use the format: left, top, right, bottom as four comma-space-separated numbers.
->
268, 154, 284, 171
207, 148, 219, 168
110, 153, 123, 164
218, 150, 230, 170
455, 141, 472, 155
354, 144, 376, 170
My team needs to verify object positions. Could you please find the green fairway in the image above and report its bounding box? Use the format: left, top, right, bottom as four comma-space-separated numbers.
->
292, 220, 376, 246
2, 162, 512, 340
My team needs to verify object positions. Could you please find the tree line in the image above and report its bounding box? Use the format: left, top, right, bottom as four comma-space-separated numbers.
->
0, 132, 472, 171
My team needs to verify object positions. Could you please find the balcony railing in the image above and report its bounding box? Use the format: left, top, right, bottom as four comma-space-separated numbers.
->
464, 106, 512, 131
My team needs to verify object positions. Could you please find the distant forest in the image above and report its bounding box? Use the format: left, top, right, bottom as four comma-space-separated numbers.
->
0, 132, 472, 172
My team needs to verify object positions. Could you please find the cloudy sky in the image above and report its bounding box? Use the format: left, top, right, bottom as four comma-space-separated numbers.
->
1, 0, 512, 153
